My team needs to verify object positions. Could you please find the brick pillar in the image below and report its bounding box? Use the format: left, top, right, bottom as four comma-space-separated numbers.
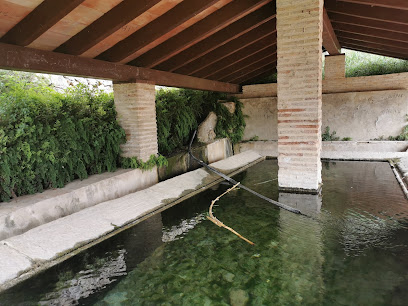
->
325, 54, 345, 79
276, 0, 323, 192
113, 81, 158, 161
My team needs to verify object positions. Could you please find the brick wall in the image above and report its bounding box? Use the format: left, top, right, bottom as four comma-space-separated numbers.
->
276, 0, 323, 191
238, 71, 408, 99
113, 82, 158, 161
325, 54, 345, 79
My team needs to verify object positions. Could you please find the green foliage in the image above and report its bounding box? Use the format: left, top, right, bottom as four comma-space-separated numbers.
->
322, 126, 340, 141
156, 88, 246, 155
120, 155, 168, 171
156, 88, 204, 155
0, 81, 126, 201
213, 97, 246, 144
0, 72, 243, 201
344, 49, 408, 77
322, 126, 352, 141
387, 115, 408, 141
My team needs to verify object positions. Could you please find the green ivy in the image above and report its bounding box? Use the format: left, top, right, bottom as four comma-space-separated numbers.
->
0, 74, 244, 202
120, 155, 168, 171
156, 88, 246, 155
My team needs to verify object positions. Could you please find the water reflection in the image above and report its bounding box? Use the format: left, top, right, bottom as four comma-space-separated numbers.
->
278, 191, 322, 217
1, 161, 408, 305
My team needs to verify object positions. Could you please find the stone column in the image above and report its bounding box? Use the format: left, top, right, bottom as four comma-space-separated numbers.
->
113, 81, 158, 161
276, 0, 323, 192
325, 54, 345, 80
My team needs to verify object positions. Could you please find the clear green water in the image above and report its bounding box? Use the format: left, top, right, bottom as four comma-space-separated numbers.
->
1, 161, 408, 305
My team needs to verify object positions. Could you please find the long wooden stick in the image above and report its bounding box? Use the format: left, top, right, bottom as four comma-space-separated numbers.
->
207, 182, 255, 245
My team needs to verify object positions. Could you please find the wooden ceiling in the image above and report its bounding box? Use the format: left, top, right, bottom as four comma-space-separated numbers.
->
0, 0, 407, 91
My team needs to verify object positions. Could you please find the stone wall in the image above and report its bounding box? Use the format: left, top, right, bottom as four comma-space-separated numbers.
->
240, 89, 408, 141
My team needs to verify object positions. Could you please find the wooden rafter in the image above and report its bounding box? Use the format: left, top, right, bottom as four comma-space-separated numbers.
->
340, 42, 408, 59
337, 31, 408, 51
340, 38, 408, 57
0, 0, 85, 46
156, 3, 276, 72
196, 32, 276, 79
178, 19, 276, 77
97, 0, 219, 63
326, 0, 408, 25
333, 23, 408, 43
211, 45, 277, 81
328, 12, 408, 34
241, 68, 277, 85
337, 0, 408, 10
54, 0, 161, 56
0, 43, 239, 93
225, 55, 277, 83
234, 63, 277, 84
323, 8, 341, 55
130, 0, 272, 68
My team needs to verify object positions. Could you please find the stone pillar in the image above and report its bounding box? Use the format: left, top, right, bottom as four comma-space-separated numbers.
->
276, 0, 323, 192
113, 81, 158, 161
325, 54, 345, 79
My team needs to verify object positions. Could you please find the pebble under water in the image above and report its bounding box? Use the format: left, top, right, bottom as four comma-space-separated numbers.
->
1, 160, 408, 305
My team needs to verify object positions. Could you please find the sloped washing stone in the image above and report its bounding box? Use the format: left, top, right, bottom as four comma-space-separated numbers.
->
0, 168, 158, 240
0, 244, 32, 284
4, 210, 115, 262
0, 151, 264, 292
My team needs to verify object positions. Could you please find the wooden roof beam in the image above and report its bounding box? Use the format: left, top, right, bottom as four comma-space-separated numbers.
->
323, 8, 341, 55
130, 0, 273, 68
54, 0, 161, 56
0, 43, 239, 93
212, 46, 277, 81
337, 0, 408, 10
155, 3, 277, 72
336, 31, 408, 51
339, 38, 408, 58
333, 23, 408, 43
233, 62, 277, 84
328, 12, 408, 34
0, 0, 85, 46
326, 0, 408, 25
196, 32, 276, 79
340, 42, 408, 60
241, 68, 277, 85
179, 19, 276, 77
97, 0, 219, 63
225, 56, 277, 83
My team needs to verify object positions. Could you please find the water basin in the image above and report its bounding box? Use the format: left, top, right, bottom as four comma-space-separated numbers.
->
0, 160, 407, 305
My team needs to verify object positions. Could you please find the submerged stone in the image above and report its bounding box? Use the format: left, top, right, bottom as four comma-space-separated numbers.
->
230, 289, 249, 306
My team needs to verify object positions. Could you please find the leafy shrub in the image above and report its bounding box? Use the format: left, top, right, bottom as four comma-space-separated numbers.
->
0, 73, 245, 201
0, 81, 126, 201
388, 115, 408, 141
156, 88, 245, 155
322, 126, 340, 141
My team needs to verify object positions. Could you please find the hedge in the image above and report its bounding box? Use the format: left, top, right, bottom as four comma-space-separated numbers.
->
0, 75, 245, 202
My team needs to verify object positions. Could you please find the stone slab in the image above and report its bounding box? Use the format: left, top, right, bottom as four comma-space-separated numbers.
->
0, 151, 264, 292
0, 244, 32, 284
235, 141, 408, 160
0, 168, 158, 240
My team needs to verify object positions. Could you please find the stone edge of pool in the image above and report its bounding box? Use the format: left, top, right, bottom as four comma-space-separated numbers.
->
0, 150, 265, 293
